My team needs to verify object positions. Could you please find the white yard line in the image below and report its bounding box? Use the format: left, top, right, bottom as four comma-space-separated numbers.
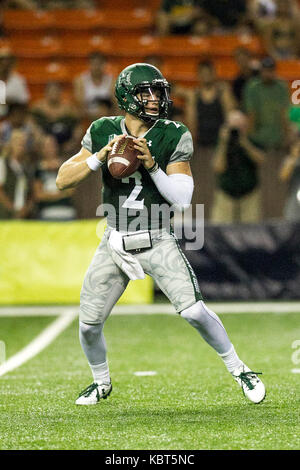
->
0, 304, 298, 377
0, 310, 77, 377
0, 302, 300, 317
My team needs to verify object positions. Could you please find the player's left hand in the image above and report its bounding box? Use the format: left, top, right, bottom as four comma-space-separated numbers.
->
133, 138, 155, 170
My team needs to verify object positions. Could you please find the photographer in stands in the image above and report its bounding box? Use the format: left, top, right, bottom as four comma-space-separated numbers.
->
211, 110, 265, 223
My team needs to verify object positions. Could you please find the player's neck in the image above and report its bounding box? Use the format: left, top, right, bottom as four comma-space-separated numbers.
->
124, 114, 152, 138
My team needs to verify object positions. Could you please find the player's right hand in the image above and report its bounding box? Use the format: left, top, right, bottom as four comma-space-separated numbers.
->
96, 134, 126, 163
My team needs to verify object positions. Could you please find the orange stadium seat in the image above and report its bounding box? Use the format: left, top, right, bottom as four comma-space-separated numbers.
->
17, 61, 69, 85
109, 35, 160, 57
95, 0, 161, 9
100, 9, 154, 32
28, 82, 73, 103
214, 58, 239, 80
52, 9, 104, 30
0, 38, 11, 51
66, 57, 120, 79
161, 58, 199, 86
276, 60, 300, 81
159, 36, 210, 57
60, 35, 112, 57
10, 36, 61, 59
65, 58, 90, 77
108, 57, 142, 76
161, 57, 240, 85
209, 34, 265, 56
3, 10, 55, 31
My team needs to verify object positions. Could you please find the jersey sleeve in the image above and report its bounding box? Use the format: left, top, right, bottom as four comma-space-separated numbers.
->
168, 128, 194, 163
81, 123, 93, 153
81, 117, 116, 153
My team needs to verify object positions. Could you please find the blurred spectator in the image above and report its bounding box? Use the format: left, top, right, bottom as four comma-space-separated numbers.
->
33, 134, 76, 221
177, 60, 236, 218
232, 47, 260, 105
3, 0, 36, 8
243, 56, 291, 218
199, 0, 248, 31
279, 137, 300, 221
31, 81, 79, 153
181, 60, 237, 146
170, 105, 185, 122
0, 103, 43, 159
192, 15, 212, 36
211, 110, 265, 223
251, 0, 300, 27
61, 99, 112, 159
244, 56, 291, 149
259, 0, 300, 59
156, 0, 203, 35
0, 129, 33, 219
73, 52, 114, 121
248, 0, 277, 21
0, 46, 30, 118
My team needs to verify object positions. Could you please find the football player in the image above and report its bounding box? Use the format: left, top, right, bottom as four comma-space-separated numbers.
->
56, 63, 265, 405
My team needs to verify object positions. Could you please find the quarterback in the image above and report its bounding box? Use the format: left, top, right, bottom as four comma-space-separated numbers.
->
56, 63, 266, 405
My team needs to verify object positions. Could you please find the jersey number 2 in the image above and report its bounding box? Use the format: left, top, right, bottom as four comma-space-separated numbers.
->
121, 172, 144, 210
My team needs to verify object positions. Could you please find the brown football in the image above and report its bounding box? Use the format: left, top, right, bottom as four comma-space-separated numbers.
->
107, 136, 141, 179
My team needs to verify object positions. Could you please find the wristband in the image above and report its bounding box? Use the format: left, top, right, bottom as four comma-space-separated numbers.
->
147, 161, 159, 174
86, 153, 104, 171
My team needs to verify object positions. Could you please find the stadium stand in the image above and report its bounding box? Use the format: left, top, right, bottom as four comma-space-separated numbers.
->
3, 9, 55, 33
3, 2, 297, 103
1, 1, 299, 220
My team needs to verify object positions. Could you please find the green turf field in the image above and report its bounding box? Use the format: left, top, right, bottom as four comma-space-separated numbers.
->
0, 311, 299, 450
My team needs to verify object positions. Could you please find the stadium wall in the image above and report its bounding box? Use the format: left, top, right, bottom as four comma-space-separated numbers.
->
180, 221, 300, 300
0, 220, 153, 305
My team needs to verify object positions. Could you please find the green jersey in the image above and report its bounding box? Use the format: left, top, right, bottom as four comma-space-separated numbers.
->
81, 116, 193, 230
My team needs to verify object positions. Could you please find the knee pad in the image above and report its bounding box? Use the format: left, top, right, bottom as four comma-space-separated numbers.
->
79, 321, 103, 345
181, 301, 224, 329
181, 301, 205, 326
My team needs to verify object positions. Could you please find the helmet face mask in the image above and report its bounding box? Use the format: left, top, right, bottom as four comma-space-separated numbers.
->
115, 64, 172, 122
133, 80, 171, 122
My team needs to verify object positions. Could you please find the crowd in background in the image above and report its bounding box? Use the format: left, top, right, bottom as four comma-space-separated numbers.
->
0, 0, 300, 223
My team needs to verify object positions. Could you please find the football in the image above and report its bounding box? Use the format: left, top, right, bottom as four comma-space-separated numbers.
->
107, 136, 141, 179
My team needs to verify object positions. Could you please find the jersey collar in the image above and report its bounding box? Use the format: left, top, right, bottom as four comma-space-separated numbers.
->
120, 117, 158, 139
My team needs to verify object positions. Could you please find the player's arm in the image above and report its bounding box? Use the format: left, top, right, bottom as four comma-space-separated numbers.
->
279, 142, 300, 182
56, 135, 123, 190
56, 147, 93, 190
134, 138, 194, 212
166, 161, 192, 176
239, 136, 265, 164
